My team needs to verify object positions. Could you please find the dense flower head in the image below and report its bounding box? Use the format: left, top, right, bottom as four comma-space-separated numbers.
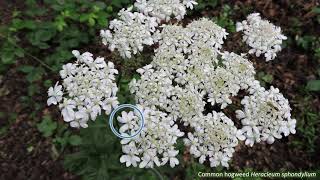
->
155, 18, 227, 55
129, 66, 174, 109
134, 0, 198, 22
236, 13, 287, 61
236, 86, 296, 146
118, 105, 184, 168
126, 16, 296, 168
186, 18, 228, 49
150, 28, 256, 109
128, 20, 261, 167
47, 50, 119, 128
184, 112, 244, 167
100, 7, 158, 58
154, 24, 193, 54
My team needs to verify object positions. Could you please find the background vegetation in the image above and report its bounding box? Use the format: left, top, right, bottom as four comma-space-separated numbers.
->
0, 0, 319, 179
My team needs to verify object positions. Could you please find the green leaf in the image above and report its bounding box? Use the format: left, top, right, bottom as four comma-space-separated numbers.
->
296, 36, 316, 50
19, 66, 44, 83
26, 0, 37, 6
97, 13, 108, 27
106, 6, 113, 13
315, 48, 320, 58
257, 72, 273, 84
54, 136, 68, 147
35, 29, 56, 42
18, 65, 34, 73
44, 79, 53, 88
37, 116, 57, 137
11, 19, 36, 30
15, 48, 25, 58
27, 84, 38, 96
0, 126, 8, 136
54, 16, 67, 31
312, 7, 320, 14
88, 17, 96, 26
1, 51, 15, 64
79, 14, 89, 22
69, 135, 83, 146
261, 74, 273, 83
306, 80, 320, 91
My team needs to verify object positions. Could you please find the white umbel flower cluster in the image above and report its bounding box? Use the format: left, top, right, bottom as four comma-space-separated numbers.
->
100, 7, 158, 58
127, 19, 259, 168
47, 50, 119, 128
184, 112, 244, 168
236, 13, 287, 61
155, 18, 228, 54
118, 105, 184, 168
236, 86, 296, 146
100, 0, 198, 59
124, 15, 295, 168
134, 0, 198, 22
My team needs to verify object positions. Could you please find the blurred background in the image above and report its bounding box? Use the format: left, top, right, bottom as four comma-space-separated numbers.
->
0, 0, 319, 179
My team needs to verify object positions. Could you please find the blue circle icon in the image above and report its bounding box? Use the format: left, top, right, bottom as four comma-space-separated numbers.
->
109, 104, 144, 139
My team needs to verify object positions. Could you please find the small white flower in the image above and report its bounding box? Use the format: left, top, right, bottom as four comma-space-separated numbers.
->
183, 0, 198, 9
279, 118, 296, 136
59, 63, 76, 79
209, 152, 230, 168
118, 111, 139, 134
120, 142, 141, 167
47, 82, 63, 106
162, 150, 179, 167
61, 99, 76, 122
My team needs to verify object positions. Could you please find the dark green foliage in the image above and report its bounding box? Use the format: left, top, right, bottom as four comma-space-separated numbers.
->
306, 80, 320, 91
117, 75, 137, 104
257, 71, 274, 87
291, 96, 320, 153
194, 0, 218, 11
37, 115, 58, 137
0, 0, 134, 74
312, 6, 320, 24
295, 35, 320, 61
213, 5, 236, 33
63, 116, 160, 180
0, 0, 133, 140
